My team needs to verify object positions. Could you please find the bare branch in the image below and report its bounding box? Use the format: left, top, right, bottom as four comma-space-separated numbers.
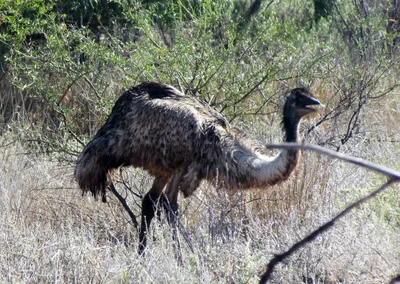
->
266, 143, 400, 180
109, 183, 139, 229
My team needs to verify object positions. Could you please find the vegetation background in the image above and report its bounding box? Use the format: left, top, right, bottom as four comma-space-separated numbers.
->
0, 0, 399, 282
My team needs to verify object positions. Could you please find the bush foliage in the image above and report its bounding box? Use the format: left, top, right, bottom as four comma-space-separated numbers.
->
0, 0, 398, 156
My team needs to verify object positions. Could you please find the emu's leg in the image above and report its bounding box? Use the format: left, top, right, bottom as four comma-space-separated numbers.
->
163, 175, 180, 230
163, 175, 182, 263
138, 176, 167, 255
162, 195, 179, 242
162, 194, 182, 263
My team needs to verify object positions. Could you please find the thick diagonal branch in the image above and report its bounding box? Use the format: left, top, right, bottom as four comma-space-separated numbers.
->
259, 180, 396, 283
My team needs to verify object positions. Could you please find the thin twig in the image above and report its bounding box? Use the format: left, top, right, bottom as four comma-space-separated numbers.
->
83, 76, 102, 100
177, 218, 195, 254
120, 178, 142, 199
0, 140, 17, 148
58, 72, 88, 105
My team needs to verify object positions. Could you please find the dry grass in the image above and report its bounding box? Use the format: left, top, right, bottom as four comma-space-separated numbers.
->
0, 95, 399, 283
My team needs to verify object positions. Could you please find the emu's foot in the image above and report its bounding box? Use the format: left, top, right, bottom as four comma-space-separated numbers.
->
138, 242, 146, 256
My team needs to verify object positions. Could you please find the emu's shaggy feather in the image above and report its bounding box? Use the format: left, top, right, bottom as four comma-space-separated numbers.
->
75, 82, 321, 253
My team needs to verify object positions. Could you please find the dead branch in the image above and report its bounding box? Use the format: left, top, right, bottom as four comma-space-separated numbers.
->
259, 143, 400, 283
109, 183, 139, 229
267, 143, 400, 180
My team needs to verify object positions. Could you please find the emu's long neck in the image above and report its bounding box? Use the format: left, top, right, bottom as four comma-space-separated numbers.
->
233, 116, 300, 189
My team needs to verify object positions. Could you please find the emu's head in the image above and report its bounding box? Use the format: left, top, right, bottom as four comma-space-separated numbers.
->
283, 88, 323, 140
284, 88, 323, 121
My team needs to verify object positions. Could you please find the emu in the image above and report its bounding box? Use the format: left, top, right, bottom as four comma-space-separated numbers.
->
75, 82, 322, 254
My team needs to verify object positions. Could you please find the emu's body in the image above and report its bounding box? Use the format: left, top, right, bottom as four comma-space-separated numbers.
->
75, 82, 321, 253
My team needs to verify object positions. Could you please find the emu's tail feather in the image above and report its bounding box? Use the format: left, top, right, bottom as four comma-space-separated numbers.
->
75, 138, 117, 203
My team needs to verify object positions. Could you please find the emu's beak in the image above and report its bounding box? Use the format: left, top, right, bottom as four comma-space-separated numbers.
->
297, 97, 324, 117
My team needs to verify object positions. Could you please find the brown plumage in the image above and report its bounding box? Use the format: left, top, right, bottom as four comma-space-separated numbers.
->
75, 82, 322, 253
